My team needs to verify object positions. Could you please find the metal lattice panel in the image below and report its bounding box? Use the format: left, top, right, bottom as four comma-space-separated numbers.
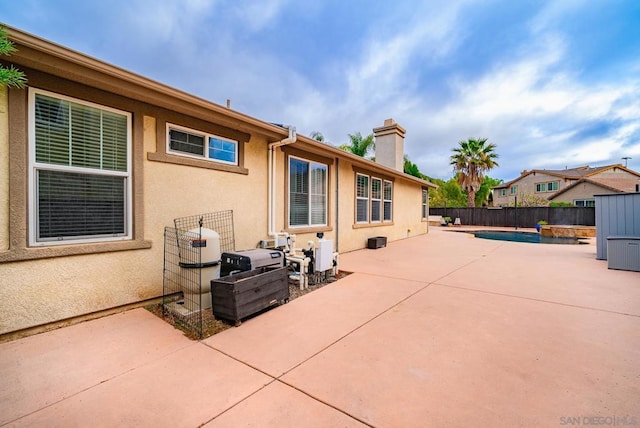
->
173, 210, 235, 254
162, 210, 235, 339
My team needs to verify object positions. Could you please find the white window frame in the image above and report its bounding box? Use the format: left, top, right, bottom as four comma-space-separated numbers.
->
28, 88, 132, 246
499, 189, 507, 197
535, 181, 559, 193
166, 123, 238, 166
421, 189, 428, 220
383, 180, 393, 222
574, 199, 595, 207
288, 156, 328, 228
356, 173, 393, 224
510, 185, 518, 195
371, 177, 382, 223
356, 173, 369, 224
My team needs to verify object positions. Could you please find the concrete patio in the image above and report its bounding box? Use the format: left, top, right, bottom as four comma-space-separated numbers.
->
1, 228, 638, 427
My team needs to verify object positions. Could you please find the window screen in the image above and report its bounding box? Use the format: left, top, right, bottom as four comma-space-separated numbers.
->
32, 91, 130, 243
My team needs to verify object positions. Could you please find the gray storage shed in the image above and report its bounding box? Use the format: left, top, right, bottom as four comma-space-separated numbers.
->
595, 192, 640, 260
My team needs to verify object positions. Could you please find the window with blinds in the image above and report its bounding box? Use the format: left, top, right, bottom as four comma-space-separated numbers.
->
384, 180, 393, 221
371, 178, 382, 222
356, 173, 393, 224
422, 189, 428, 219
356, 174, 369, 223
30, 89, 131, 244
289, 157, 327, 227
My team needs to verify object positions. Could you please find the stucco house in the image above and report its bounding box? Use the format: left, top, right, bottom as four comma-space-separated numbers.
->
0, 26, 435, 336
492, 165, 640, 207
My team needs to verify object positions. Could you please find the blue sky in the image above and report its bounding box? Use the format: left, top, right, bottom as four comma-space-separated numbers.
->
2, 0, 640, 180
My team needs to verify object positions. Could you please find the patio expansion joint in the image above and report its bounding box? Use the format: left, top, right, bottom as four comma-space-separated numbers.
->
197, 377, 279, 426
0, 341, 201, 427
431, 282, 640, 318
200, 340, 378, 427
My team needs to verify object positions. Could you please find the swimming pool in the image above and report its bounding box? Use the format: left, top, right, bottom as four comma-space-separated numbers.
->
469, 230, 587, 244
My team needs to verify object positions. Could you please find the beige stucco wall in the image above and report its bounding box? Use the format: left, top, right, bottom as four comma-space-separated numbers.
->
0, 112, 271, 335
0, 105, 429, 336
333, 158, 427, 253
0, 86, 8, 251
269, 153, 428, 255
493, 172, 575, 206
551, 182, 606, 203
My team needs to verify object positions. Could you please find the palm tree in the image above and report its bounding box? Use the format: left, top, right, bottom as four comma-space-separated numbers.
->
310, 131, 325, 142
338, 132, 374, 158
450, 138, 499, 207
0, 27, 27, 88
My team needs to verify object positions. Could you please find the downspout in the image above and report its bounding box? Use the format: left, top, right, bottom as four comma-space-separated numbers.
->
268, 125, 297, 243
335, 157, 339, 253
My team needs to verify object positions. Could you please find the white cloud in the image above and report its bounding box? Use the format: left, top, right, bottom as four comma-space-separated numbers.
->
231, 0, 289, 32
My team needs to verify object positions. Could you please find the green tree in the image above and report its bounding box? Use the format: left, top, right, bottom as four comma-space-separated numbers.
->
475, 176, 503, 207
450, 138, 499, 207
427, 177, 467, 207
403, 155, 428, 179
338, 132, 374, 158
0, 27, 27, 88
310, 131, 325, 142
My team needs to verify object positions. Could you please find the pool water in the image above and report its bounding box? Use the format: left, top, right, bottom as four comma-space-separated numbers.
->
470, 230, 587, 245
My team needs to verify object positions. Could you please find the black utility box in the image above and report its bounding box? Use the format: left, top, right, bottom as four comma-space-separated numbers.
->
220, 249, 284, 277
367, 236, 387, 249
211, 266, 289, 325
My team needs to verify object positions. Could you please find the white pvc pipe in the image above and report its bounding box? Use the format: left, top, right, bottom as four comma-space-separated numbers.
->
267, 126, 297, 242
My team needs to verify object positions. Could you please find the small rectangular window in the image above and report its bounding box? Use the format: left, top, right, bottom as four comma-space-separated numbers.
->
169, 129, 204, 156
510, 185, 518, 195
500, 189, 506, 197
168, 124, 238, 165
209, 136, 237, 164
574, 199, 595, 207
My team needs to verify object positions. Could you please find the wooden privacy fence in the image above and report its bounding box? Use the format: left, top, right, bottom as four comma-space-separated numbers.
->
429, 207, 595, 228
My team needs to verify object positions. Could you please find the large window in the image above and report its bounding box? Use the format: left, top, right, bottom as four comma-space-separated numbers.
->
371, 178, 382, 223
356, 174, 369, 223
289, 157, 327, 227
384, 180, 393, 221
29, 89, 132, 245
168, 124, 238, 165
356, 173, 393, 224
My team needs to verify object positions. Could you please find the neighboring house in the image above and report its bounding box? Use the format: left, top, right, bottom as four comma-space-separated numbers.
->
0, 26, 435, 336
492, 165, 640, 207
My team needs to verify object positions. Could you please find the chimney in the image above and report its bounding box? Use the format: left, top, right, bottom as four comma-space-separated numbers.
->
373, 118, 405, 172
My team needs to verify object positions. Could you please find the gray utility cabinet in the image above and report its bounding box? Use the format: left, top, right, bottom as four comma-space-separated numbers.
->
211, 266, 289, 326
595, 192, 640, 260
606, 236, 640, 272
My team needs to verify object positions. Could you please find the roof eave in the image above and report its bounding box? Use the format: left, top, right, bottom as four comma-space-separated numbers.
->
5, 25, 289, 141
